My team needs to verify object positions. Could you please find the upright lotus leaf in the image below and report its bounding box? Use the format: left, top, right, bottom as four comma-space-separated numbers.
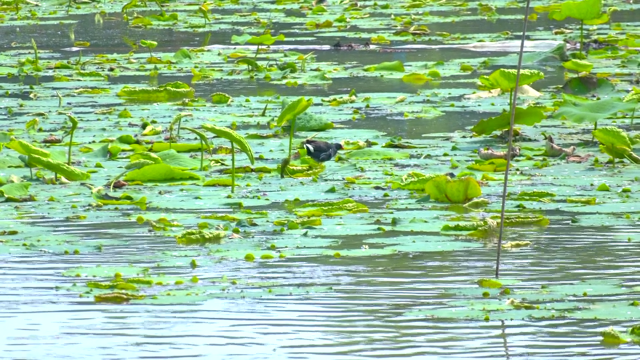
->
363, 61, 405, 72
180, 127, 212, 171
544, 0, 609, 53
623, 87, 640, 125
276, 97, 314, 127
553, 94, 636, 124
562, 59, 593, 73
28, 154, 90, 181
231, 33, 285, 46
7, 138, 50, 158
424, 176, 482, 204
117, 81, 195, 101
246, 33, 285, 46
277, 97, 314, 170
592, 127, 640, 164
168, 112, 193, 142
201, 124, 254, 165
548, 0, 606, 22
478, 69, 545, 92
140, 40, 157, 57
202, 124, 255, 193
62, 113, 79, 165
471, 107, 545, 136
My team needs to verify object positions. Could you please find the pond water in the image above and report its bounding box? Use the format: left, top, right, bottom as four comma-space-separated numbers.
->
2, 1, 640, 359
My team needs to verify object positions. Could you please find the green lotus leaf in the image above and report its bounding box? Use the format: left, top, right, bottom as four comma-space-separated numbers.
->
553, 94, 636, 124
601, 327, 629, 345
235, 58, 263, 71
139, 40, 157, 49
593, 126, 640, 163
117, 134, 137, 144
175, 229, 225, 246
123, 163, 200, 182
28, 154, 91, 181
623, 87, 640, 103
363, 60, 405, 72
548, 0, 603, 21
477, 278, 503, 289
402, 73, 430, 84
0, 182, 31, 201
562, 76, 615, 96
562, 59, 593, 73
94, 193, 147, 210
117, 81, 195, 101
203, 178, 233, 187
129, 153, 163, 165
424, 175, 482, 204
141, 125, 162, 136
478, 69, 544, 92
471, 107, 545, 135
276, 97, 313, 127
231, 33, 285, 46
201, 124, 254, 165
468, 159, 509, 172
211, 92, 232, 104
180, 127, 212, 153
7, 138, 50, 158
391, 173, 442, 191
95, 292, 145, 304
149, 142, 205, 153
289, 198, 368, 217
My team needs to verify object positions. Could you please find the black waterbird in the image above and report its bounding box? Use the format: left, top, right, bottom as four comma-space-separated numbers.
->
304, 139, 343, 162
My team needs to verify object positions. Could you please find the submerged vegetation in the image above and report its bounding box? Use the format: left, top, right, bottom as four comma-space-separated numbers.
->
1, 0, 640, 356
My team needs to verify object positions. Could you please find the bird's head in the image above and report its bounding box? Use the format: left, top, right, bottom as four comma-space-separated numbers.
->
335, 142, 344, 151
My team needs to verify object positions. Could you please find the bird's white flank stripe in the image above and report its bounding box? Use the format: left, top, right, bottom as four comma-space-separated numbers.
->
304, 144, 314, 153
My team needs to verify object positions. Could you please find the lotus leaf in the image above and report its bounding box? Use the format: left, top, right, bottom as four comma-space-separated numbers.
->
123, 163, 200, 182
424, 176, 482, 204
471, 107, 545, 135
478, 69, 544, 92
117, 81, 195, 101
176, 229, 226, 246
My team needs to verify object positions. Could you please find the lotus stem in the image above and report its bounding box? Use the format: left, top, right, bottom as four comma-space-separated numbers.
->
199, 139, 204, 171
67, 131, 74, 165
288, 123, 294, 159
579, 21, 584, 55
631, 107, 636, 126
254, 44, 260, 59
592, 120, 597, 142
231, 142, 236, 193
496, 0, 531, 279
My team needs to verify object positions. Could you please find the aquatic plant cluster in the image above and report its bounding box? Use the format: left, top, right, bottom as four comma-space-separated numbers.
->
1, 0, 640, 355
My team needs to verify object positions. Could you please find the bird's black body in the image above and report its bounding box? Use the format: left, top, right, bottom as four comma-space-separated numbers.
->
304, 140, 343, 162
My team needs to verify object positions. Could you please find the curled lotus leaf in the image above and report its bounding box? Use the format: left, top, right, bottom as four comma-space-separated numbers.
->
478, 69, 544, 92
94, 292, 145, 304
7, 138, 50, 158
28, 154, 90, 181
175, 229, 226, 246
117, 81, 195, 101
424, 176, 482, 204
288, 198, 369, 217
201, 124, 254, 165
